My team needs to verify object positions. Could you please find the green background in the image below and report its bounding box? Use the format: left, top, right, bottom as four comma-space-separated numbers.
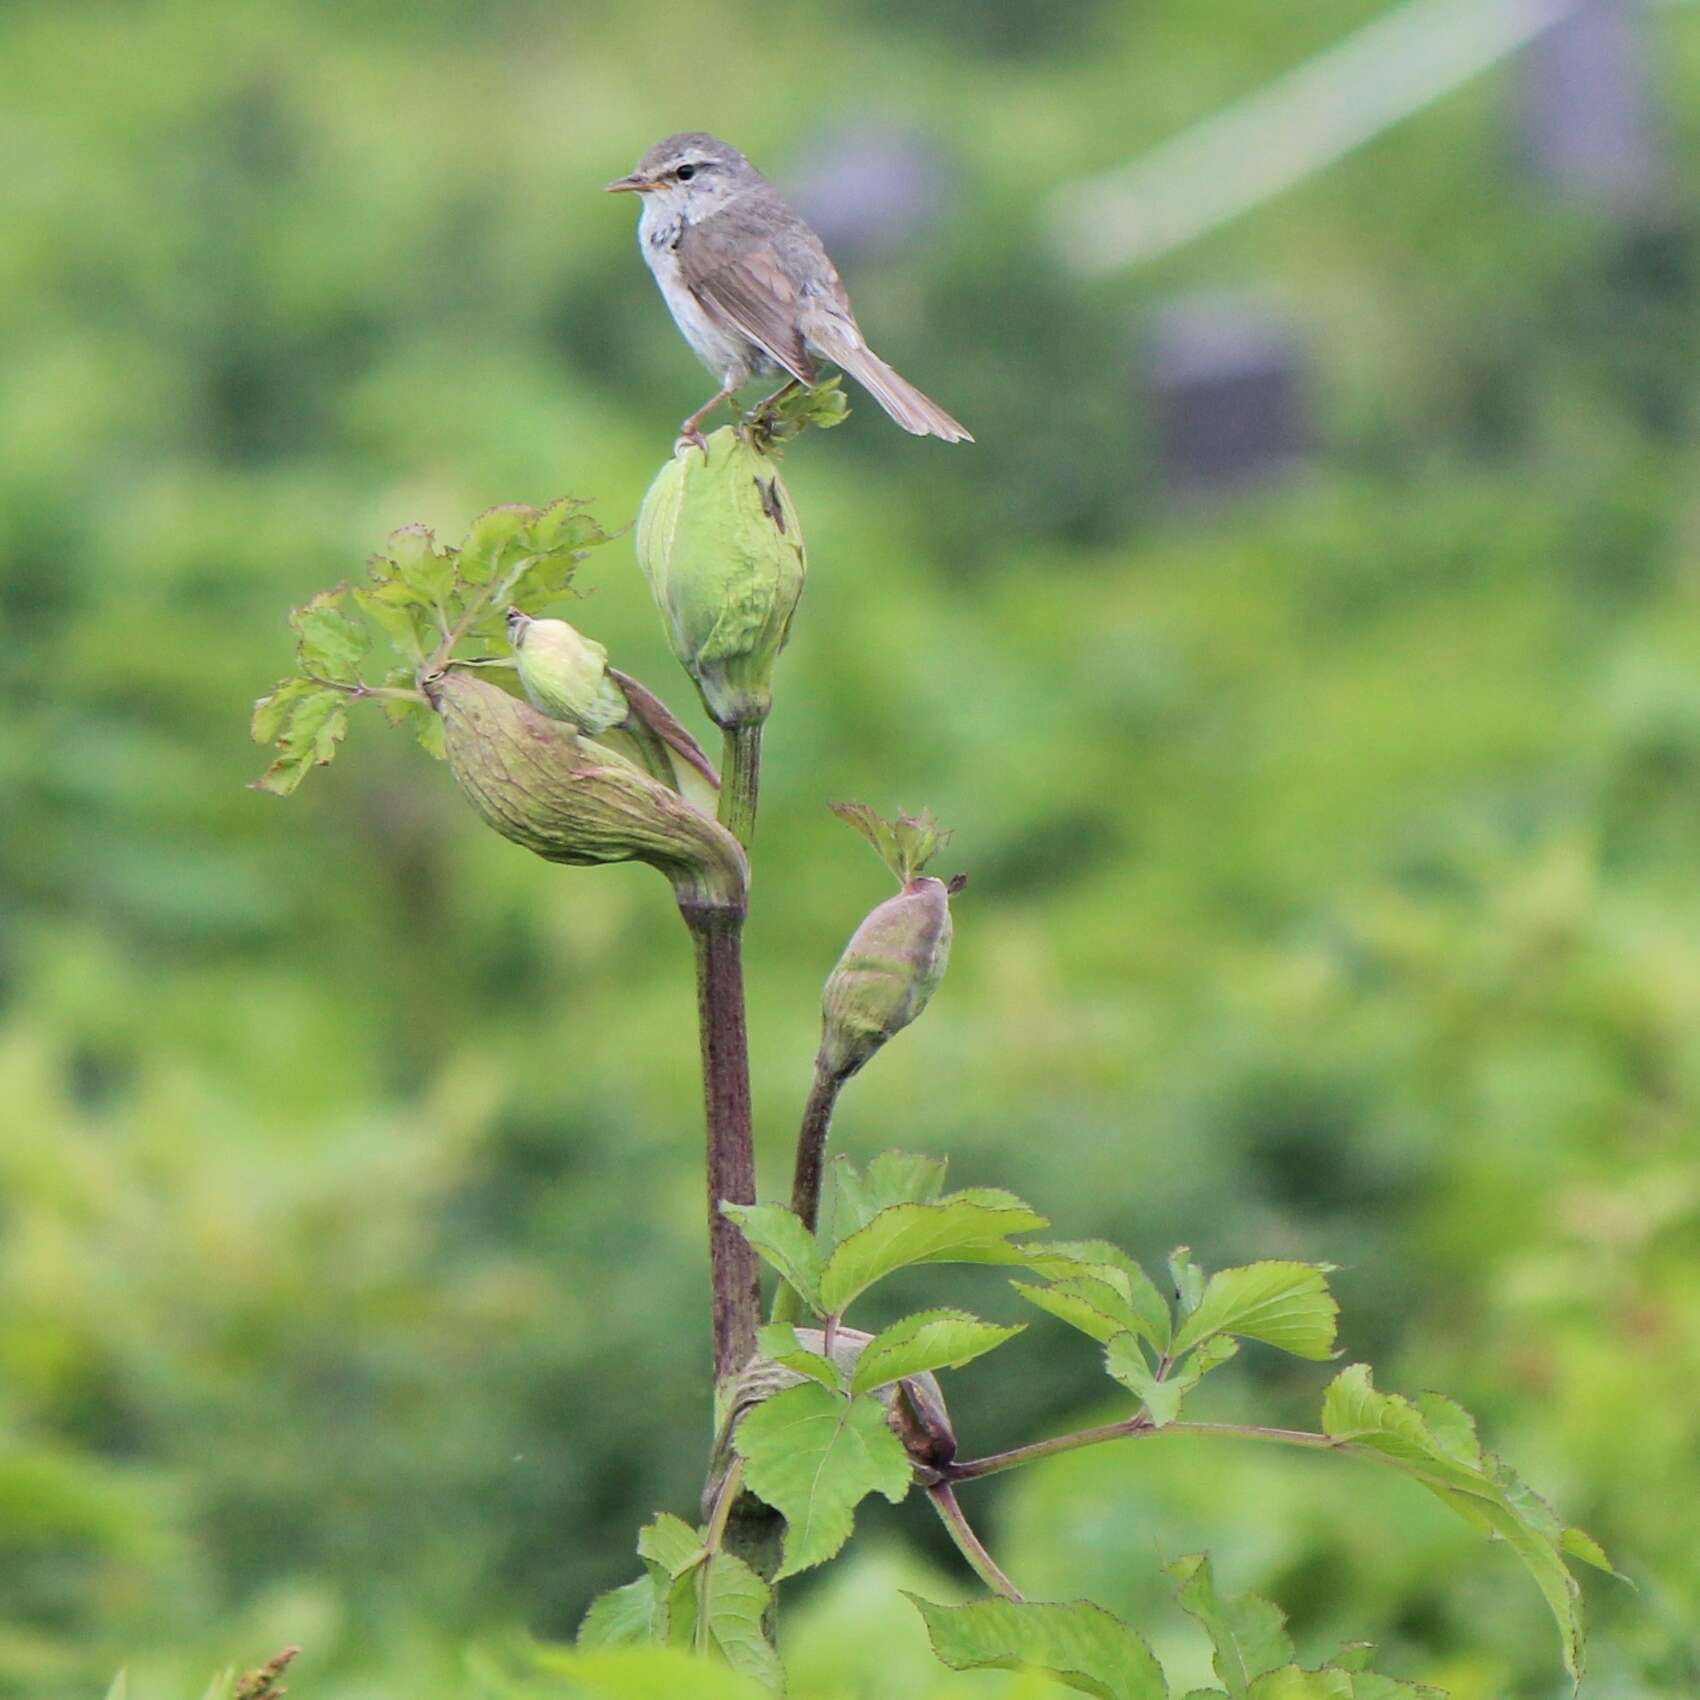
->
3, 0, 1698, 1694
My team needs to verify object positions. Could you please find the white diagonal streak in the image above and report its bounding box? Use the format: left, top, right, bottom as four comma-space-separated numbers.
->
1047, 0, 1585, 275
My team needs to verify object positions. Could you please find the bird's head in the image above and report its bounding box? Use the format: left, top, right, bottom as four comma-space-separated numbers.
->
606, 132, 756, 222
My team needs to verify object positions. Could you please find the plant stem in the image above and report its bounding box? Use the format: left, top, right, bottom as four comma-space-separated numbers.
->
927, 1484, 1025, 1602
769, 1065, 845, 1326
790, 1064, 843, 1232
944, 1419, 1342, 1484
719, 723, 763, 850
688, 909, 762, 1383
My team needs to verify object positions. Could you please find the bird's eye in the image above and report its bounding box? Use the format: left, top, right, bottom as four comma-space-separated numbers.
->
675, 163, 698, 182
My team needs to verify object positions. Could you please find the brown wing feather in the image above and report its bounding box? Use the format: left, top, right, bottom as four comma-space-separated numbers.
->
679, 226, 819, 386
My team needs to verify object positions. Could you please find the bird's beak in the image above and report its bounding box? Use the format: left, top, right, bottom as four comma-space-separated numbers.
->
604, 174, 655, 194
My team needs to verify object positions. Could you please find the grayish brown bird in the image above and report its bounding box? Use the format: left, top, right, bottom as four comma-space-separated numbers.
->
607, 132, 972, 448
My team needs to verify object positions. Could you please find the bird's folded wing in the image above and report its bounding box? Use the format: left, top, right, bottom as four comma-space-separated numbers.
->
680, 233, 819, 386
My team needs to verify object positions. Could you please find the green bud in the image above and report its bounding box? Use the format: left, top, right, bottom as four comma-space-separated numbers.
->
636, 426, 805, 729
428, 670, 746, 916
506, 609, 628, 733
818, 876, 955, 1083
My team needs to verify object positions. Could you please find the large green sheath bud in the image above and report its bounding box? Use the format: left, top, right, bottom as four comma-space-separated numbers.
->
636, 427, 805, 729
429, 670, 746, 916
818, 875, 955, 1082
507, 609, 628, 733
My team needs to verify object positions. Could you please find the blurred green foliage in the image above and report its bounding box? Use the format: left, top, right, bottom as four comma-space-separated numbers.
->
3, 0, 1700, 1695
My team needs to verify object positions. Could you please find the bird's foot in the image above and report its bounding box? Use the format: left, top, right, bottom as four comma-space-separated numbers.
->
673, 422, 710, 458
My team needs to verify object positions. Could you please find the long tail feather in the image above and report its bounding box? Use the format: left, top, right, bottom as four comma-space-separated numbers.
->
829, 344, 973, 443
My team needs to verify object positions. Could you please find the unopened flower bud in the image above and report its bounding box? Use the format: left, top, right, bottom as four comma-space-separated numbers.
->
428, 670, 746, 916
818, 875, 955, 1083
636, 427, 805, 729
506, 609, 628, 734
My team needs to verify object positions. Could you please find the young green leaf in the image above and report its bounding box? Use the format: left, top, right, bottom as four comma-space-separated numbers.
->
1017, 1240, 1171, 1351
578, 1576, 663, 1647
291, 586, 369, 682
249, 687, 348, 796
1321, 1363, 1610, 1679
906, 1594, 1166, 1700
819, 1193, 1048, 1316
635, 1511, 706, 1580
697, 1551, 783, 1692
1105, 1333, 1238, 1427
755, 1322, 843, 1391
1246, 1669, 1354, 1699
353, 584, 429, 660
733, 1383, 911, 1578
1170, 1262, 1340, 1361
828, 802, 952, 885
850, 1308, 1025, 1396
720, 1203, 824, 1314
378, 522, 456, 604
1011, 1278, 1130, 1345
1167, 1553, 1293, 1697
832, 1150, 950, 1239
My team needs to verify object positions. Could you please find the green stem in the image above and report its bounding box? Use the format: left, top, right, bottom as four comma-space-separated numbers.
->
719, 723, 763, 850
927, 1484, 1024, 1601
944, 1419, 1341, 1484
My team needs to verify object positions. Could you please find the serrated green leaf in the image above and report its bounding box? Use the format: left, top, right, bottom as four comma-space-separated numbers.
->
292, 587, 369, 682
526, 497, 611, 556
414, 706, 446, 759
1168, 1553, 1293, 1698
850, 1308, 1024, 1396
578, 1576, 662, 1647
721, 1203, 824, 1313
756, 1323, 842, 1391
1105, 1333, 1238, 1427
379, 523, 456, 603
1171, 1262, 1340, 1361
1321, 1363, 1604, 1679
1017, 1241, 1171, 1350
461, 503, 537, 584
636, 1511, 705, 1580
249, 675, 319, 744
1247, 1668, 1353, 1700
1012, 1278, 1129, 1344
831, 1151, 950, 1239
698, 1551, 782, 1691
733, 1382, 911, 1578
820, 1194, 1049, 1316
906, 1593, 1167, 1700
251, 688, 348, 796
354, 584, 429, 660
1561, 1526, 1623, 1577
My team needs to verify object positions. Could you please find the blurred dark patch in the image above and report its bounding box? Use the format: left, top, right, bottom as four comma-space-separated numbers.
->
969, 807, 1125, 900
1143, 289, 1314, 499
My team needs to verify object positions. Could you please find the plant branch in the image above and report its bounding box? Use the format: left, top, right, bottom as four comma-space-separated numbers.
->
944, 1419, 1342, 1484
769, 1065, 845, 1325
790, 1064, 843, 1232
927, 1484, 1025, 1601
687, 909, 762, 1382
303, 675, 426, 704
719, 724, 762, 850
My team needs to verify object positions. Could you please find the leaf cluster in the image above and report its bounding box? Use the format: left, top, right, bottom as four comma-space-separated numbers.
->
250, 500, 613, 794
828, 802, 954, 885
